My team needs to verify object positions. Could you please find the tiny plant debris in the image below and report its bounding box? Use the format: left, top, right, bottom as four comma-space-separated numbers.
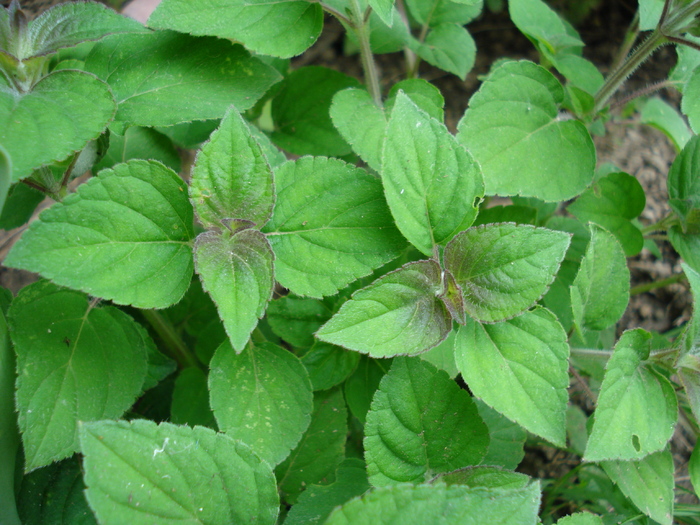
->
2, 0, 700, 523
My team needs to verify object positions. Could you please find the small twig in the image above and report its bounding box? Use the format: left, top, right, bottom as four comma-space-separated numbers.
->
569, 365, 597, 404
630, 272, 687, 295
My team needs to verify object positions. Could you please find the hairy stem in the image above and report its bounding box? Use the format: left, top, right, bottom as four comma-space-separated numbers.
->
349, 0, 382, 105
630, 273, 687, 295
141, 309, 202, 370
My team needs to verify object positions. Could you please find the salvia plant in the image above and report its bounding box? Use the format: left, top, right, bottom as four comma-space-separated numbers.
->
3, 0, 700, 522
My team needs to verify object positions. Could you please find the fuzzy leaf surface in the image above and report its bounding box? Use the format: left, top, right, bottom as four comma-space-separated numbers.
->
263, 157, 406, 297
382, 92, 483, 255
8, 281, 148, 471
80, 420, 279, 524
455, 308, 569, 446
475, 400, 526, 470
301, 342, 361, 391
570, 225, 629, 332
0, 70, 115, 182
85, 31, 281, 127
584, 330, 678, 461
408, 24, 476, 80
276, 388, 347, 503
148, 0, 323, 58
365, 357, 489, 486
457, 60, 595, 201
194, 227, 274, 351
6, 160, 194, 308
0, 303, 19, 525
444, 223, 570, 322
266, 296, 332, 348
325, 482, 542, 524
189, 107, 274, 228
668, 135, 700, 225
316, 260, 452, 357
94, 126, 181, 173
209, 340, 312, 466
601, 449, 674, 525
567, 173, 645, 256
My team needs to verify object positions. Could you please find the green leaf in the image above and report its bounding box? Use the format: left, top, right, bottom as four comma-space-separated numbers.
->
671, 36, 700, 90
0, 303, 20, 525
601, 449, 674, 525
285, 458, 371, 525
94, 126, 181, 173
266, 296, 332, 348
20, 2, 145, 59
432, 466, 531, 489
325, 482, 542, 524
170, 367, 216, 428
16, 457, 96, 525
85, 31, 281, 128
386, 78, 446, 122
271, 67, 361, 156
584, 329, 678, 461
80, 419, 279, 524
148, 0, 323, 58
691, 443, 700, 498
475, 400, 526, 470
365, 357, 489, 486
382, 92, 483, 255
263, 156, 406, 297
408, 24, 476, 80
419, 329, 459, 378
641, 97, 692, 151
330, 88, 386, 172
455, 308, 569, 446
556, 513, 604, 525
344, 355, 391, 425
0, 70, 115, 183
369, 0, 395, 26
457, 60, 595, 201
444, 223, 570, 322
190, 107, 274, 229
316, 260, 452, 357
473, 205, 537, 226
8, 280, 148, 471
209, 340, 312, 466
276, 387, 348, 503
509, 0, 583, 54
570, 225, 630, 332
0, 143, 10, 214
668, 227, 700, 274
0, 183, 44, 230
668, 135, 700, 226
302, 341, 361, 391
405, 0, 483, 25
682, 66, 700, 133
137, 322, 175, 392
567, 172, 645, 256
6, 160, 194, 309
194, 227, 274, 351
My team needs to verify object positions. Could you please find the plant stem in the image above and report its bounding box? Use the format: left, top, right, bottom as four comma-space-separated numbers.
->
349, 0, 382, 105
610, 11, 640, 72
319, 2, 352, 26
141, 309, 202, 370
395, 0, 418, 78
630, 272, 686, 295
569, 348, 612, 359
592, 29, 667, 116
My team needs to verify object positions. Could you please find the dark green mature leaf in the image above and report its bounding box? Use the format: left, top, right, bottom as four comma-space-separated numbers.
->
567, 173, 645, 256
170, 367, 216, 428
433, 466, 531, 489
584, 330, 678, 461
8, 281, 148, 471
668, 135, 700, 226
330, 88, 386, 171
80, 419, 279, 524
0, 70, 115, 183
275, 388, 347, 503
316, 260, 452, 357
0, 183, 44, 230
365, 357, 489, 486
457, 60, 595, 201
190, 107, 274, 229
455, 308, 569, 446
94, 126, 181, 173
691, 444, 700, 498
419, 329, 459, 377
325, 482, 542, 524
475, 400, 526, 470
302, 342, 361, 391
85, 31, 281, 128
669, 227, 700, 274
444, 223, 570, 322
602, 449, 674, 525
148, 0, 323, 58
264, 157, 406, 297
344, 356, 392, 425
285, 458, 371, 525
209, 340, 312, 466
19, 2, 145, 59
271, 67, 360, 156
0, 303, 19, 525
382, 92, 483, 255
570, 225, 630, 332
194, 227, 274, 352
556, 513, 604, 525
408, 24, 476, 80
16, 457, 95, 525
0, 143, 10, 214
266, 296, 332, 348
6, 160, 194, 309
405, 0, 482, 25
